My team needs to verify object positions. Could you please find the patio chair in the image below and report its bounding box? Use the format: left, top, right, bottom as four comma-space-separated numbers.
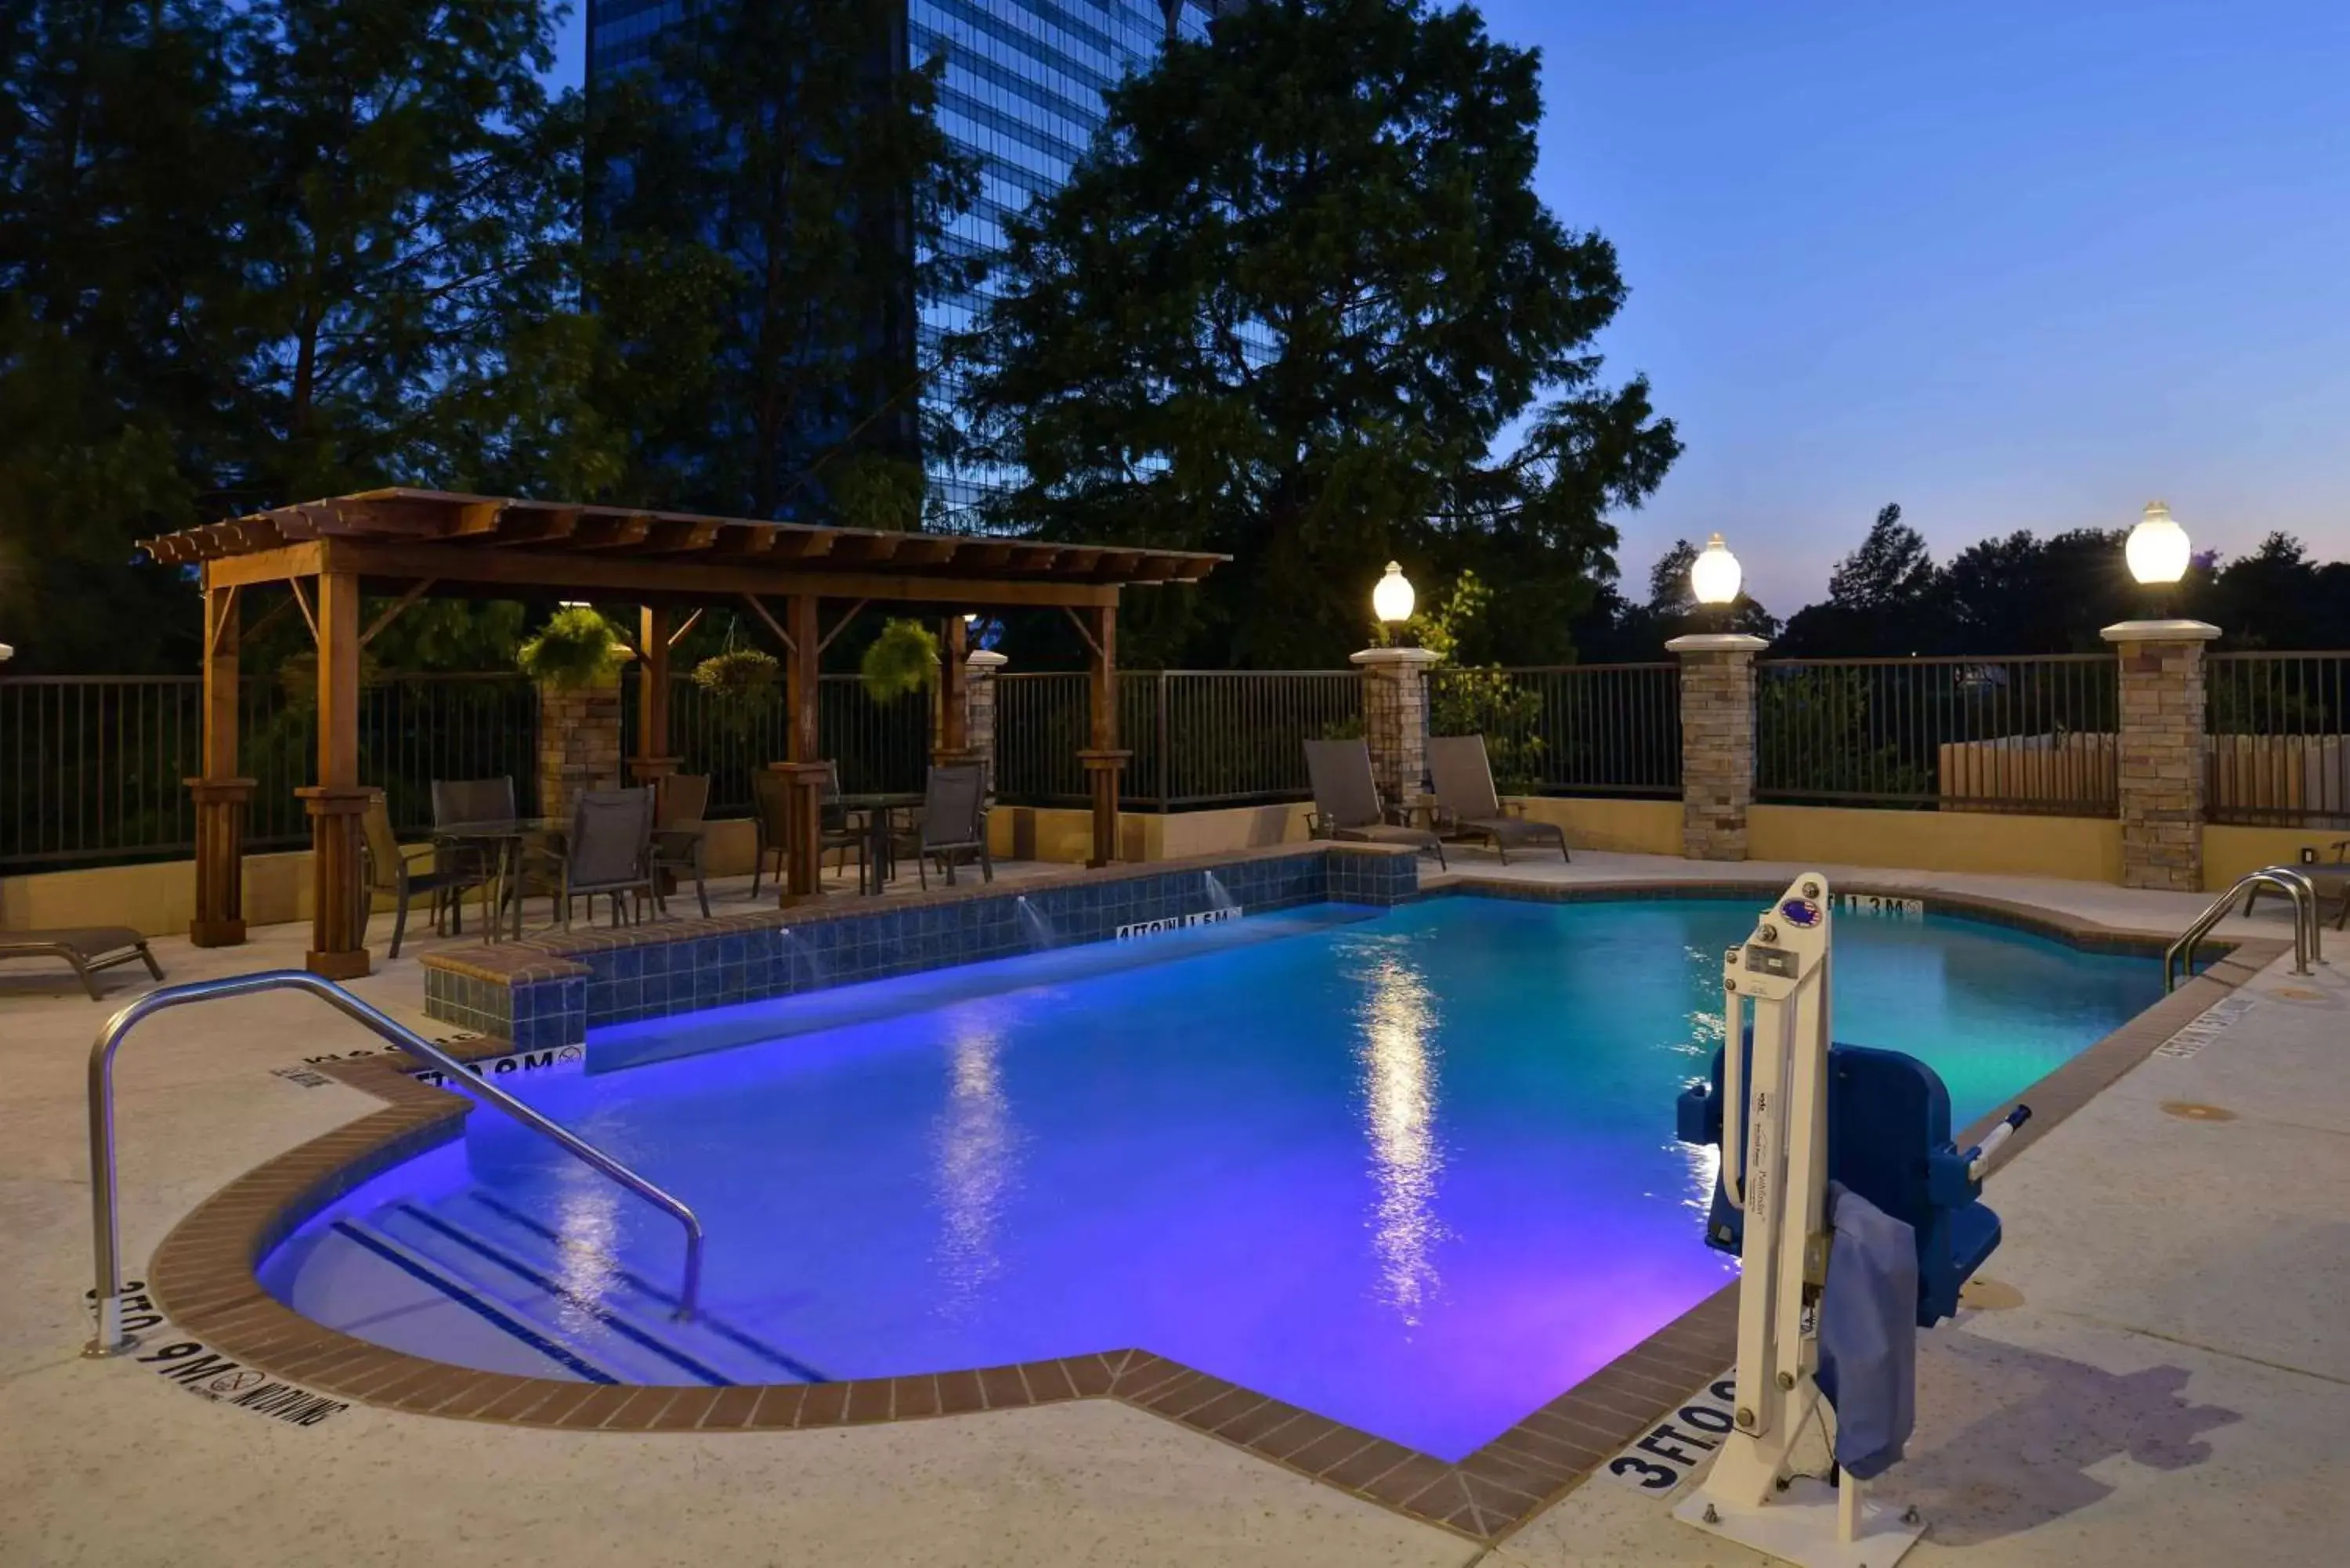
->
894, 763, 992, 889
1426, 735, 1569, 864
0, 928, 163, 1000
525, 787, 656, 930
1301, 738, 1447, 868
360, 789, 490, 959
428, 775, 515, 932
749, 765, 864, 897
2245, 839, 2350, 931
643, 773, 712, 919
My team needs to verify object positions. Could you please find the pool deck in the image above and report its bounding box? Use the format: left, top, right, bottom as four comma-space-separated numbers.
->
3, 851, 2345, 1566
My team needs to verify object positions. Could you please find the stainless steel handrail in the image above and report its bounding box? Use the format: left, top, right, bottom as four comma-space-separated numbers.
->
85, 970, 704, 1357
2164, 866, 2319, 992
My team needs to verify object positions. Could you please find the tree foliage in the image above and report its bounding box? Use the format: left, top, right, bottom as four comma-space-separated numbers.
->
956, 0, 1678, 668
583, 0, 979, 520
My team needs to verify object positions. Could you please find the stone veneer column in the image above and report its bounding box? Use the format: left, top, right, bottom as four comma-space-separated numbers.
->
2102, 619, 2220, 891
1349, 646, 1442, 808
1666, 633, 1769, 861
536, 664, 625, 826
966, 649, 1007, 797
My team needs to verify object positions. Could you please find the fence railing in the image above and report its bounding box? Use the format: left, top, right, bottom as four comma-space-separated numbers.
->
2207, 652, 2350, 829
1755, 655, 2119, 815
994, 670, 1362, 809
640, 671, 932, 818
1429, 663, 1681, 798
1, 674, 537, 873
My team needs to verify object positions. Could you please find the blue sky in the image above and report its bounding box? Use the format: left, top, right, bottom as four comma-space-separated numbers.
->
548, 2, 2350, 612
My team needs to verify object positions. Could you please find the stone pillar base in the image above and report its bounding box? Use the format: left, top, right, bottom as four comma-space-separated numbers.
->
967, 649, 1007, 798
2104, 620, 2219, 891
1350, 646, 1442, 808
1666, 634, 1770, 862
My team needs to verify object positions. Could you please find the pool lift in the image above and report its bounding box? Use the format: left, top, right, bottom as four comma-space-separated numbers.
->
1671, 873, 2033, 1568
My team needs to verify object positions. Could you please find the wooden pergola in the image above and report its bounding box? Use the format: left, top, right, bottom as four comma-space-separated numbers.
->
139, 487, 1221, 979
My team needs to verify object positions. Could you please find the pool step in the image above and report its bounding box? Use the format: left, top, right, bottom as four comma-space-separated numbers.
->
355, 1194, 826, 1388
326, 1216, 627, 1383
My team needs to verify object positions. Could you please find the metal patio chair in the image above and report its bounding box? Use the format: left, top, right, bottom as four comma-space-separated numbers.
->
750, 764, 865, 897
526, 787, 656, 930
645, 773, 711, 919
360, 789, 490, 958
1426, 735, 1569, 864
1301, 738, 1446, 868
895, 763, 992, 889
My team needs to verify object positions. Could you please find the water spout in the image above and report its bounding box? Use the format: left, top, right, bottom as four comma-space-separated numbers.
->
1203, 871, 1238, 914
1015, 895, 1059, 951
777, 927, 830, 989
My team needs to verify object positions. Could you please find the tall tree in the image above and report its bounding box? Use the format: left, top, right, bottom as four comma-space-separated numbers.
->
1780, 502, 1950, 655
0, 0, 244, 670
227, 0, 570, 503
584, 0, 980, 521
956, 0, 1677, 667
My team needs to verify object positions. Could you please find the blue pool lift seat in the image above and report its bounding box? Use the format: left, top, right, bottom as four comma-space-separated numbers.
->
1676, 1039, 2004, 1328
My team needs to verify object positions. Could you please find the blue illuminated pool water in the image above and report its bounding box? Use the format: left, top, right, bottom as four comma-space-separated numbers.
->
268, 895, 2162, 1458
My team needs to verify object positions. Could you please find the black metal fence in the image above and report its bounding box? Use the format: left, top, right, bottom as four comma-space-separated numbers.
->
992, 670, 1361, 809
1755, 655, 2118, 815
0, 673, 537, 872
638, 671, 933, 819
2207, 652, 2350, 828
1428, 663, 1681, 798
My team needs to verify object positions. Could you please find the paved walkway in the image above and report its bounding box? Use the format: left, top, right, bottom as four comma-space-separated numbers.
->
2, 851, 2341, 1566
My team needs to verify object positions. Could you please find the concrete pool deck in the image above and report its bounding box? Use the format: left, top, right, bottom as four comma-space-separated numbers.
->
2, 851, 2345, 1566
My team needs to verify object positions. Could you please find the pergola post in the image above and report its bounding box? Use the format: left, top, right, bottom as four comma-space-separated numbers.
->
631, 605, 682, 807
298, 570, 371, 978
770, 593, 827, 903
934, 612, 974, 765
189, 581, 254, 947
1076, 602, 1130, 868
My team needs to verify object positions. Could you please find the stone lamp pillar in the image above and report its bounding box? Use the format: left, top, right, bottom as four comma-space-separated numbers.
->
2102, 619, 2220, 891
1350, 645, 1443, 809
966, 649, 1008, 797
537, 663, 627, 827
1666, 633, 1770, 861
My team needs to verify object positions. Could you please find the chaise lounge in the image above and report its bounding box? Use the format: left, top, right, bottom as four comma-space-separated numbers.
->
1426, 734, 1569, 863
0, 928, 164, 1000
1303, 738, 1447, 868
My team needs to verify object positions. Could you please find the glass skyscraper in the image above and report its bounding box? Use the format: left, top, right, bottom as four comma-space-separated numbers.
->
586, 0, 1243, 529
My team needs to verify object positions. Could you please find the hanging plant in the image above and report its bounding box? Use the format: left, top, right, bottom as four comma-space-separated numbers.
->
859, 617, 939, 703
517, 605, 624, 690
691, 646, 781, 705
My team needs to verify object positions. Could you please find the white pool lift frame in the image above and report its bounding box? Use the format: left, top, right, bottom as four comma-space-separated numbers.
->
1672, 871, 1994, 1568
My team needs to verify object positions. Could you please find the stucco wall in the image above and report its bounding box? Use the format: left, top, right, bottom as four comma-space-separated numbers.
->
1749, 805, 2125, 883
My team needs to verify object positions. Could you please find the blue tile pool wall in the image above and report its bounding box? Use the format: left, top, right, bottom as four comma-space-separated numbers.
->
485, 847, 1419, 1042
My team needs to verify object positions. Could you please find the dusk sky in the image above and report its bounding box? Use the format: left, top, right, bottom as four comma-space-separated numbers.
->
549, 1, 2350, 612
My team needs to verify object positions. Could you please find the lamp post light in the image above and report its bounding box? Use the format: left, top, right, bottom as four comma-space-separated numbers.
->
1690, 533, 1743, 631
1372, 561, 1415, 642
2125, 500, 2190, 616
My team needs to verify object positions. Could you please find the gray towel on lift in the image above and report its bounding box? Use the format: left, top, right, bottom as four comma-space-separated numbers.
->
1815, 1180, 1918, 1480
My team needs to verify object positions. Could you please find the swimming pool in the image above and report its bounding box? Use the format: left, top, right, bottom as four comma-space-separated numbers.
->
264, 892, 2163, 1459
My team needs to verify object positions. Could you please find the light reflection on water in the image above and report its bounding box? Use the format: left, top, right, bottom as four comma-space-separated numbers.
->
551, 1176, 623, 1337
1353, 948, 1446, 1325
931, 1014, 1021, 1317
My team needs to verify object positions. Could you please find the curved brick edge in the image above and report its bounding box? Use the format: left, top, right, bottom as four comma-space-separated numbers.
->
143, 888, 2292, 1546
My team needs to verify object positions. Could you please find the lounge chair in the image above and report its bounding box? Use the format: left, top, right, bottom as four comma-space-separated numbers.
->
1302, 739, 1446, 868
0, 928, 164, 999
1426, 735, 1568, 864
2246, 839, 2350, 931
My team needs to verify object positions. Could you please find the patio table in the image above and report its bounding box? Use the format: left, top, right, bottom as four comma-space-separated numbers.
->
834, 792, 925, 896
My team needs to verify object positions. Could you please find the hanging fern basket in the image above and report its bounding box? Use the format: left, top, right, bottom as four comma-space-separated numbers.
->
518, 605, 624, 691
859, 618, 940, 704
692, 647, 782, 705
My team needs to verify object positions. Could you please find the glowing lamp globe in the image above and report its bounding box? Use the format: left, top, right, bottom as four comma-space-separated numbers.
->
1373, 562, 1415, 624
2125, 501, 2190, 587
1690, 533, 1743, 606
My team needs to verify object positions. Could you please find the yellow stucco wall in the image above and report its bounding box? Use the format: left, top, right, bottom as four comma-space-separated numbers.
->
1748, 804, 2124, 883
2203, 823, 2345, 892
2, 851, 316, 938
1513, 797, 1684, 855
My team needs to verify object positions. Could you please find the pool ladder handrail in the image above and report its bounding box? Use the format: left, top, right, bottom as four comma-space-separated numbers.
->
2164, 866, 2319, 992
84, 969, 704, 1357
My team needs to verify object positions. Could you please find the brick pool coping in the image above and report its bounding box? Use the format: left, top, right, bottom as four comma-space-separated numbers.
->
145, 876, 2289, 1545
